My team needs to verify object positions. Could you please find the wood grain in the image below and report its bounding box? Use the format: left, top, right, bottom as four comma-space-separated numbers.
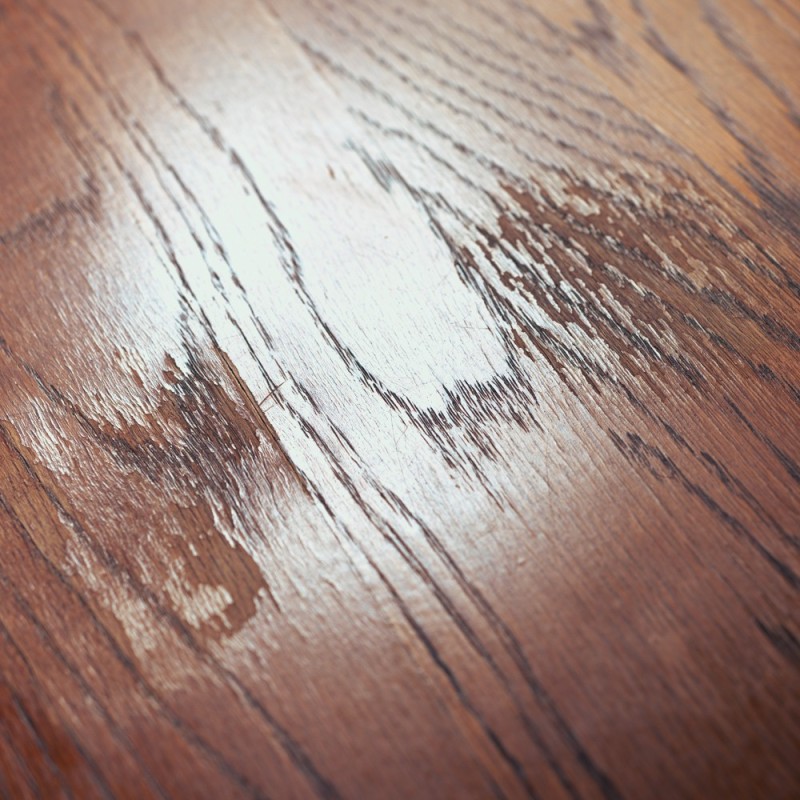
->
0, 0, 798, 797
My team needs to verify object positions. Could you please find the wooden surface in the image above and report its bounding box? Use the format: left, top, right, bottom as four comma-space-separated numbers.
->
0, 0, 799, 797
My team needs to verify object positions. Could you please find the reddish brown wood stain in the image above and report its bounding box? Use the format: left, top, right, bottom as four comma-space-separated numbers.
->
0, 0, 798, 797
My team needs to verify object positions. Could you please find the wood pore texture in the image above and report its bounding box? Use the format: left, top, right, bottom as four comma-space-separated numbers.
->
0, 0, 798, 797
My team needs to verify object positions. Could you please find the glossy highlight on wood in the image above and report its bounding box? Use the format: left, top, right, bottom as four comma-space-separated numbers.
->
0, 0, 799, 797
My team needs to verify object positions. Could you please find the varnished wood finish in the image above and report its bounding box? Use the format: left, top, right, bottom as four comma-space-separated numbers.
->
1, 0, 799, 797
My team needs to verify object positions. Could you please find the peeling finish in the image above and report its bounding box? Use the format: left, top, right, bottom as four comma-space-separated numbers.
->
0, 0, 798, 797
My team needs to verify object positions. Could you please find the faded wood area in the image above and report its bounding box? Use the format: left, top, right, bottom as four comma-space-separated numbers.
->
0, 0, 799, 797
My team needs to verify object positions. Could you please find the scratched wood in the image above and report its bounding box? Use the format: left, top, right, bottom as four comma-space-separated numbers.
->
0, 0, 798, 797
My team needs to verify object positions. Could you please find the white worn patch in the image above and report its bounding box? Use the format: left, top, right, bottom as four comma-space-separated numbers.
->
165, 571, 235, 630
283, 170, 510, 410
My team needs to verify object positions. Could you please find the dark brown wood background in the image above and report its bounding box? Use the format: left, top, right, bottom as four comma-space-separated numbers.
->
1, 0, 798, 797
